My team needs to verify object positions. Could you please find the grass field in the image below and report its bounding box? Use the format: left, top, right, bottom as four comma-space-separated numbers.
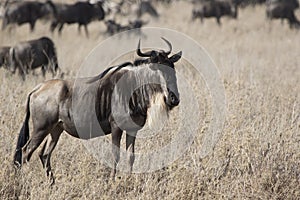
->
0, 1, 299, 199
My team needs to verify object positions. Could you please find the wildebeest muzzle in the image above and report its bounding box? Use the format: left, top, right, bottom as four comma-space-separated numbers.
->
167, 91, 180, 108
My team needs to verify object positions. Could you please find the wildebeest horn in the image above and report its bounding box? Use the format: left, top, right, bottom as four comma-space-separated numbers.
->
137, 39, 151, 57
161, 37, 172, 55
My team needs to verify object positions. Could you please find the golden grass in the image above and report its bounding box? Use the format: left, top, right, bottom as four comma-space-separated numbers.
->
0, 2, 299, 199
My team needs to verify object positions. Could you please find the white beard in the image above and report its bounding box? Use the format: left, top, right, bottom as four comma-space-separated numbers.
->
147, 93, 169, 131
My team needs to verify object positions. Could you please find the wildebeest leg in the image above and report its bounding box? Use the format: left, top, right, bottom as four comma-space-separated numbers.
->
84, 25, 89, 38
126, 132, 136, 173
78, 24, 81, 34
29, 21, 36, 32
111, 125, 123, 179
41, 66, 46, 78
17, 63, 26, 81
50, 21, 58, 32
22, 130, 49, 164
58, 24, 64, 35
216, 17, 221, 26
39, 123, 63, 185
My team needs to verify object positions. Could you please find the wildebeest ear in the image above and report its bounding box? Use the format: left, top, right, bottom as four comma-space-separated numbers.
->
169, 51, 182, 63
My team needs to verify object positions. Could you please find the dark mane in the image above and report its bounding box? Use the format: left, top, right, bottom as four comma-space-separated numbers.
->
87, 62, 133, 83
133, 58, 150, 66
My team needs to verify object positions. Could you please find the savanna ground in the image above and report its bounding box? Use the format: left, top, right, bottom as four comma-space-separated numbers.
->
0, 1, 299, 199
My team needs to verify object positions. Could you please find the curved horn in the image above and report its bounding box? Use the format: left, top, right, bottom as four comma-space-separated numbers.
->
137, 39, 151, 57
161, 37, 172, 55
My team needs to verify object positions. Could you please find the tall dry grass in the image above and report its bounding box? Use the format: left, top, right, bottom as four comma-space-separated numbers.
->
0, 2, 299, 199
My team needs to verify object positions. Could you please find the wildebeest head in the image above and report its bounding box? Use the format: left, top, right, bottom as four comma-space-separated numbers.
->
93, 1, 105, 20
136, 38, 182, 109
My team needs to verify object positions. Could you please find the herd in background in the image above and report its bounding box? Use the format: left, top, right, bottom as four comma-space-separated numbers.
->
0, 0, 299, 80
0, 0, 159, 35
192, 0, 300, 27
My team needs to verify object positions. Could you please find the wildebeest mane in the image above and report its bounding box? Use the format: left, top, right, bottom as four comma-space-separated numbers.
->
87, 61, 133, 83
133, 58, 150, 66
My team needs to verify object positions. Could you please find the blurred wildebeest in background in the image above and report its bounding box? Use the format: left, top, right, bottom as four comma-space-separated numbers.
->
192, 0, 238, 25
118, 0, 159, 18
0, 46, 10, 69
266, 0, 300, 29
2, 1, 56, 32
136, 1, 159, 18
50, 1, 105, 37
9, 37, 60, 80
90, 0, 124, 19
104, 19, 124, 35
104, 19, 148, 35
0, 0, 21, 18
13, 38, 182, 184
129, 19, 148, 29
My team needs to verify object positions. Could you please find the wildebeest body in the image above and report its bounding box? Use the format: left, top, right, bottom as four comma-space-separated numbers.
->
13, 38, 182, 183
2, 1, 56, 31
266, 0, 300, 28
50, 1, 105, 36
192, 0, 238, 25
10, 37, 59, 79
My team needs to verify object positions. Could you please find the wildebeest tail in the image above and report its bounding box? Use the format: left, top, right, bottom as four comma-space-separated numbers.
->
13, 85, 40, 167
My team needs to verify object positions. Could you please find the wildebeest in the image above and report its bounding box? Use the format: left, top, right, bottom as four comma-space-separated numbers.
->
2, 1, 56, 32
50, 1, 105, 37
266, 0, 300, 29
104, 19, 148, 35
136, 1, 159, 18
129, 19, 148, 29
192, 0, 238, 25
9, 37, 60, 80
0, 46, 10, 69
13, 38, 182, 184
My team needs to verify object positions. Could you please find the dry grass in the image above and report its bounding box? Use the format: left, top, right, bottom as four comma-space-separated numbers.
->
0, 2, 299, 199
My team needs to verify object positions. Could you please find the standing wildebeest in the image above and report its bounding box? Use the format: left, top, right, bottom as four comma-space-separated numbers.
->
50, 1, 105, 37
9, 37, 59, 80
266, 0, 300, 28
2, 1, 56, 32
192, 0, 238, 25
13, 38, 182, 184
0, 46, 10, 69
